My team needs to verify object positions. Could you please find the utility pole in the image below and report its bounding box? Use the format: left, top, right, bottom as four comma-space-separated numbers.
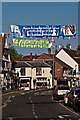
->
52, 39, 55, 89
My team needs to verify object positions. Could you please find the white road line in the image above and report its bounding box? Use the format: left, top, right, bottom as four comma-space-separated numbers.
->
32, 106, 34, 109
12, 96, 15, 98
35, 115, 38, 119
8, 100, 11, 103
33, 112, 35, 115
58, 115, 64, 118
62, 115, 70, 117
59, 103, 80, 117
21, 93, 25, 95
29, 97, 31, 99
4, 96, 11, 105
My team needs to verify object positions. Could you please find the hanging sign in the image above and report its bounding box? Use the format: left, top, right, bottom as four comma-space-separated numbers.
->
10, 25, 76, 39
12, 38, 55, 48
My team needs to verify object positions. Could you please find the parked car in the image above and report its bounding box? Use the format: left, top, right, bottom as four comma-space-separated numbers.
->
64, 91, 70, 105
73, 93, 80, 112
53, 85, 70, 100
68, 87, 80, 107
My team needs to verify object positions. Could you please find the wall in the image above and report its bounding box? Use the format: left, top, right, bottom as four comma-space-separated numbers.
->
56, 49, 78, 72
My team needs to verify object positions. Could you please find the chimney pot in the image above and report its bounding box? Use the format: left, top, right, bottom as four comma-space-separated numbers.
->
48, 48, 51, 55
30, 53, 32, 61
55, 49, 58, 55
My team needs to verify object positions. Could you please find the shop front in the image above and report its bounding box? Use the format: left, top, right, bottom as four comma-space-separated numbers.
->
20, 78, 31, 90
36, 77, 48, 89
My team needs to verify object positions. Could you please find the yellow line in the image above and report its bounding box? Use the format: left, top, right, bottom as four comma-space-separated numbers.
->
2, 104, 7, 108
0, 104, 7, 109
2, 91, 19, 96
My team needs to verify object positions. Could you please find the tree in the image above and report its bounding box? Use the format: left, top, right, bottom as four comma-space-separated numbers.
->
9, 47, 23, 60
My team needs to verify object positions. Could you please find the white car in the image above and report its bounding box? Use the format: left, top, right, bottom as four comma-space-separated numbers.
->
53, 85, 70, 100
64, 91, 70, 105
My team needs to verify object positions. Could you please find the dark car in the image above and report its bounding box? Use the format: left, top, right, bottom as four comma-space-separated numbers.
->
73, 93, 80, 112
68, 87, 80, 107
53, 85, 70, 100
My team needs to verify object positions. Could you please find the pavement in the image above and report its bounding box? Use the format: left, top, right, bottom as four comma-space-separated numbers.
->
2, 89, 80, 120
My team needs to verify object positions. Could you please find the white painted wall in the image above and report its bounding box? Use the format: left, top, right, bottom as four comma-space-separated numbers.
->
56, 49, 79, 72
15, 67, 53, 89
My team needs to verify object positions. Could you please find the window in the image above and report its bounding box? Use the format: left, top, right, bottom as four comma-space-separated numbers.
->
20, 68, 26, 76
2, 61, 5, 68
3, 49, 8, 59
36, 68, 42, 76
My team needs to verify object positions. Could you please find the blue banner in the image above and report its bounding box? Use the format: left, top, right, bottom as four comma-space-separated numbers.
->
10, 25, 76, 39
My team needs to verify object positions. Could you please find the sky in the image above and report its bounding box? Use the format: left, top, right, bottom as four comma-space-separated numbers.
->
2, 2, 78, 55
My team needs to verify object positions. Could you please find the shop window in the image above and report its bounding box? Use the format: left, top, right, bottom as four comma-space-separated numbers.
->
36, 68, 42, 76
20, 68, 26, 76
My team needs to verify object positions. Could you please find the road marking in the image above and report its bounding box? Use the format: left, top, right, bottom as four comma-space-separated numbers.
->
59, 103, 80, 117
12, 96, 15, 98
33, 112, 35, 115
32, 109, 34, 112
7, 117, 16, 120
21, 93, 25, 95
2, 91, 18, 96
62, 115, 70, 117
35, 115, 38, 119
2, 104, 7, 108
58, 115, 64, 118
8, 100, 11, 103
4, 96, 11, 105
29, 97, 31, 99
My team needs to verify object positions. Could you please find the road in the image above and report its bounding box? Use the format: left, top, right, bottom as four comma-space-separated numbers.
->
2, 89, 80, 120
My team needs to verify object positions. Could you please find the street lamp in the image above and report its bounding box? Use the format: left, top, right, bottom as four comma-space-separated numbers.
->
52, 39, 55, 89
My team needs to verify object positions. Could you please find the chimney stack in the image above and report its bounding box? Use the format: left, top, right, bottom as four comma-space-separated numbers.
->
48, 48, 51, 55
55, 49, 58, 55
30, 53, 32, 61
35, 54, 37, 59
67, 44, 71, 50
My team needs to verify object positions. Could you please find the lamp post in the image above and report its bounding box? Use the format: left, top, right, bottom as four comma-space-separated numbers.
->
52, 39, 55, 89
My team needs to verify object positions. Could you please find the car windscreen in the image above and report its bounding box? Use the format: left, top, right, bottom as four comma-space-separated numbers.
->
58, 86, 69, 90
75, 90, 80, 95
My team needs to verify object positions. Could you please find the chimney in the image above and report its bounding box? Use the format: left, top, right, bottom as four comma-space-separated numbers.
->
77, 45, 80, 55
67, 44, 71, 50
55, 49, 58, 55
48, 48, 51, 55
30, 53, 32, 61
35, 54, 37, 59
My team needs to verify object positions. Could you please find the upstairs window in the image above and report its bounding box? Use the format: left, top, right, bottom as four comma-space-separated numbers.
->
36, 68, 42, 76
3, 49, 8, 59
20, 68, 26, 76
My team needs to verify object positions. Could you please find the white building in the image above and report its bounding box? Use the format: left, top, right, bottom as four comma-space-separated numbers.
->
15, 60, 52, 90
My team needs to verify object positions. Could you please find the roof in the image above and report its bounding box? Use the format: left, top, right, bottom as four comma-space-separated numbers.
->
15, 62, 32, 68
58, 48, 80, 64
36, 53, 53, 60
22, 55, 39, 61
27, 61, 51, 67
44, 57, 72, 69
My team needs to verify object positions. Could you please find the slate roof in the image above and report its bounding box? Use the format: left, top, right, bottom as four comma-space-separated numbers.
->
27, 61, 51, 67
15, 62, 32, 68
